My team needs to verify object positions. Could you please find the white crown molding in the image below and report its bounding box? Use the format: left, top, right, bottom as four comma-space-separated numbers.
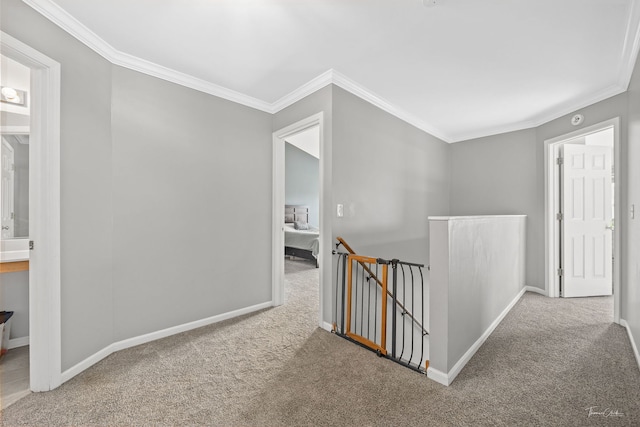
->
449, 83, 627, 143
330, 70, 451, 142
21, 0, 119, 64
21, 0, 272, 113
619, 0, 640, 90
108, 49, 272, 112
270, 69, 334, 113
271, 69, 451, 141
20, 0, 640, 145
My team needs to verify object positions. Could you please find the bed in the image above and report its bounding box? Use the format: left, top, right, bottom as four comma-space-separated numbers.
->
284, 205, 319, 268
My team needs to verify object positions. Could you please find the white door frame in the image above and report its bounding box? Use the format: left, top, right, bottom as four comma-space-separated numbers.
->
272, 112, 326, 328
544, 117, 620, 323
1, 32, 62, 391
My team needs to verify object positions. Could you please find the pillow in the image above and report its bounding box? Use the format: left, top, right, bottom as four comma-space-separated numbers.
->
294, 221, 309, 230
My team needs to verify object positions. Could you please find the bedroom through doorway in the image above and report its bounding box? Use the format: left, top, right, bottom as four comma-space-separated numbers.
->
272, 112, 326, 330
283, 126, 320, 306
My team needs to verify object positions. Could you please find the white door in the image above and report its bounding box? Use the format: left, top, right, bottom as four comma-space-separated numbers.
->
1, 137, 15, 239
561, 144, 613, 297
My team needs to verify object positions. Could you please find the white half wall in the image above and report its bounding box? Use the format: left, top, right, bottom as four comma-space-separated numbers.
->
428, 215, 527, 385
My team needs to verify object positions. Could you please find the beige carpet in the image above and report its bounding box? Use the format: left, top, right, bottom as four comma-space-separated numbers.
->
1, 260, 639, 426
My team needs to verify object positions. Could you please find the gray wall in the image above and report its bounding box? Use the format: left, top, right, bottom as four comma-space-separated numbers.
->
3, 0, 274, 370
624, 53, 640, 348
285, 143, 319, 228
2, 0, 115, 371
451, 94, 628, 292
450, 129, 540, 288
111, 66, 273, 341
332, 86, 451, 267
273, 86, 333, 323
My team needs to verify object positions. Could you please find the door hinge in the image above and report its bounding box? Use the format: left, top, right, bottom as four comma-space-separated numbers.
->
29, 241, 34, 250
557, 268, 563, 276
556, 212, 563, 221
556, 157, 564, 165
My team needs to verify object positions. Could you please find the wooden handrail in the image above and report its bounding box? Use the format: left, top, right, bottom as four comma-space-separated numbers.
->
336, 237, 428, 336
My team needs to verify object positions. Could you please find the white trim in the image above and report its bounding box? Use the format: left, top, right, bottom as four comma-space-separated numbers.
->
8, 336, 29, 349
329, 70, 450, 142
21, 0, 640, 144
426, 367, 449, 386
620, 319, 640, 372
427, 288, 526, 386
619, 0, 640, 89
1, 32, 62, 393
21, 0, 271, 113
271, 70, 334, 113
61, 301, 272, 384
544, 118, 621, 324
446, 287, 526, 385
0, 126, 30, 135
322, 321, 333, 332
272, 113, 326, 329
524, 286, 548, 296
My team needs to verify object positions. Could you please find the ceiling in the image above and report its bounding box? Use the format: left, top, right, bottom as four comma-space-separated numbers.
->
286, 126, 320, 159
23, 0, 640, 142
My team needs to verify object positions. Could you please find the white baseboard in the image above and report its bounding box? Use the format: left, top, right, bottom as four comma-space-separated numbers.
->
8, 336, 29, 349
321, 321, 333, 332
61, 301, 273, 384
620, 319, 640, 372
426, 366, 449, 386
431, 287, 527, 386
524, 286, 547, 296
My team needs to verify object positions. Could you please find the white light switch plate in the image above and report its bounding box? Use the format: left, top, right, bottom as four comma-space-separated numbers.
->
337, 204, 344, 217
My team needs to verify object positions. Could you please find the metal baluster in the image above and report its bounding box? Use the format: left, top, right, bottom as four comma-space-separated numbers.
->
419, 266, 425, 370
399, 264, 406, 362
409, 266, 415, 366
366, 264, 372, 340
360, 261, 366, 337
391, 259, 398, 359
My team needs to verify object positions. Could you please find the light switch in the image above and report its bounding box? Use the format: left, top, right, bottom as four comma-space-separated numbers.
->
337, 204, 344, 218
632, 204, 636, 219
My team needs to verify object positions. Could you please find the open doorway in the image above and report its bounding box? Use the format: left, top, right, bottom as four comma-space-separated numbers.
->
272, 113, 326, 328
545, 118, 621, 323
1, 53, 31, 409
1, 33, 62, 396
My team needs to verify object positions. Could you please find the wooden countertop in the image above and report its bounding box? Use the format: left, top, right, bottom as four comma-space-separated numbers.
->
0, 260, 29, 273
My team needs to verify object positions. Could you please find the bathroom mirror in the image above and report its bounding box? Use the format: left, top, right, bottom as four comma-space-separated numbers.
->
1, 131, 29, 239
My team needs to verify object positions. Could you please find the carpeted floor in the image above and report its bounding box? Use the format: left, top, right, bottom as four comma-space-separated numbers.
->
1, 259, 639, 426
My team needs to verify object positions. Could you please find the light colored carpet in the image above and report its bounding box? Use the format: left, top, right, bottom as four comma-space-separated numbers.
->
1, 261, 639, 426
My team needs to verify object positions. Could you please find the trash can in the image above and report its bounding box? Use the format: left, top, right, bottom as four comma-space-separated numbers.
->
0, 311, 14, 356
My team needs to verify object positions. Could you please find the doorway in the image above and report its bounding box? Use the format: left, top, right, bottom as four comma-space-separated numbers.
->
272, 113, 327, 329
1, 53, 31, 408
1, 32, 62, 393
545, 118, 621, 322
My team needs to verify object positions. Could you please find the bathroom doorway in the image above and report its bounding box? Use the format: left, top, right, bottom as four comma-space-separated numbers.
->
1, 33, 62, 397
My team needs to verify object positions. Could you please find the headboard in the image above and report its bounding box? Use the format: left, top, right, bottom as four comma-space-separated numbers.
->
285, 205, 309, 224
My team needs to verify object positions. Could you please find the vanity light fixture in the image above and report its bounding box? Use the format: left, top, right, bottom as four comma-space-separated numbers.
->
0, 86, 27, 106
